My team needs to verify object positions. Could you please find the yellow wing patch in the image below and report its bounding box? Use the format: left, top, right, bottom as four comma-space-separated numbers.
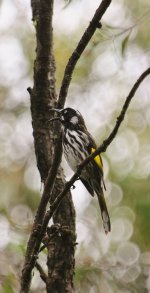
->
91, 148, 103, 171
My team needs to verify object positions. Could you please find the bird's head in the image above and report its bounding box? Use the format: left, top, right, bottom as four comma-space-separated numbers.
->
50, 107, 86, 130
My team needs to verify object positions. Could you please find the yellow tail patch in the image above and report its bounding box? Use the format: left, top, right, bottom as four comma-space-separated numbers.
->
91, 148, 103, 171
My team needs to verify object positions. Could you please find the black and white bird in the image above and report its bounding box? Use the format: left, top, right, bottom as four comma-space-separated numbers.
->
51, 107, 111, 234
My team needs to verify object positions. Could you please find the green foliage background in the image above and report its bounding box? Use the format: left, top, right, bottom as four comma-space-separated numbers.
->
0, 0, 150, 292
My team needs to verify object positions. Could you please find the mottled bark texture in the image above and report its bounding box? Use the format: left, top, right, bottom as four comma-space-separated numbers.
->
46, 225, 75, 293
20, 0, 75, 292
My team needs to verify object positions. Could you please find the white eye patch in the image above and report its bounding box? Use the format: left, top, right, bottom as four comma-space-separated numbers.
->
70, 116, 78, 124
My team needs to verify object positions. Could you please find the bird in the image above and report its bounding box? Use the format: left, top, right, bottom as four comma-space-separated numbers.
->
50, 107, 111, 234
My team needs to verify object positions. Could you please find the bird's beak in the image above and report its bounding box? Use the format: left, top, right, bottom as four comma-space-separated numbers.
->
49, 108, 63, 123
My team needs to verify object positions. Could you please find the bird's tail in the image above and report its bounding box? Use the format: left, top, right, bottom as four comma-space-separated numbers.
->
96, 190, 111, 234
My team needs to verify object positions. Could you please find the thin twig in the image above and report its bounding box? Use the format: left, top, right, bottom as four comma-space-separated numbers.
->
35, 261, 48, 284
57, 0, 112, 109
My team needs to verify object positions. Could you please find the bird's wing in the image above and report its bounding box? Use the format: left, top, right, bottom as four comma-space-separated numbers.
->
91, 147, 103, 172
86, 132, 103, 174
86, 132, 106, 190
80, 178, 95, 197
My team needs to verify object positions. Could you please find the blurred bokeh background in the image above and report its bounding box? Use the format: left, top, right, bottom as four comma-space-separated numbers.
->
0, 0, 150, 292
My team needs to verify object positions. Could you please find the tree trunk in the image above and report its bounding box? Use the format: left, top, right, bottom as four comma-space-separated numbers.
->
29, 0, 76, 292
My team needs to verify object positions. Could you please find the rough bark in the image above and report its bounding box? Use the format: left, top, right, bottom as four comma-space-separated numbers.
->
20, 0, 75, 292
46, 225, 75, 293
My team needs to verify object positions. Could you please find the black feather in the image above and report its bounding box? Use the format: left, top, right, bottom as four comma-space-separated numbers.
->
80, 178, 94, 197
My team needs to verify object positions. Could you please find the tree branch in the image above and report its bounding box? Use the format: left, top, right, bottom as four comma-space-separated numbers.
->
57, 0, 112, 109
30, 67, 150, 262
35, 262, 48, 284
